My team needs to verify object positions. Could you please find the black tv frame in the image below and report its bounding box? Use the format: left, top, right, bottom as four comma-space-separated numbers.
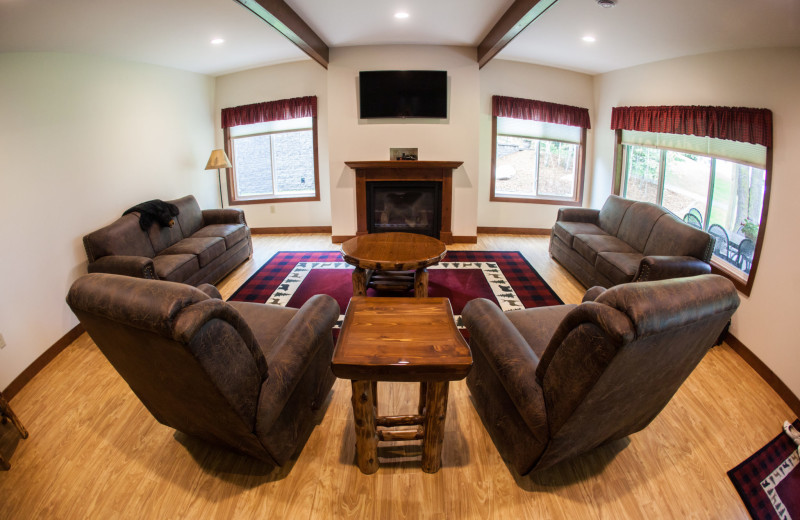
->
358, 70, 448, 119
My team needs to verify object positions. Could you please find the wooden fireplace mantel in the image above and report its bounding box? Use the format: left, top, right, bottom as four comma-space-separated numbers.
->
346, 161, 463, 244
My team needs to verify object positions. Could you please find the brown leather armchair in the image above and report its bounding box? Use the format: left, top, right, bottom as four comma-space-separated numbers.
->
462, 274, 739, 476
66, 273, 340, 467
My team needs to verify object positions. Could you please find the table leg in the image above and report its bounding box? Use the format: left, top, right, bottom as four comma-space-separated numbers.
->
352, 267, 367, 296
0, 393, 27, 439
421, 381, 450, 473
417, 382, 428, 415
414, 268, 428, 298
351, 380, 378, 474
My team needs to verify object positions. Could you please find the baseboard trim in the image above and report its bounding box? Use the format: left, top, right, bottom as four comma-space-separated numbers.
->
3, 324, 84, 400
251, 226, 332, 234
725, 331, 800, 417
331, 235, 355, 243
452, 235, 478, 244
477, 226, 551, 235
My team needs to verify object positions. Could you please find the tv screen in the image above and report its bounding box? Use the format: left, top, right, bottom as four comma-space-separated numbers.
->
359, 70, 447, 119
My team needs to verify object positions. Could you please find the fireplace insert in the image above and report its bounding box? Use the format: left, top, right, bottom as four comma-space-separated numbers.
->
366, 181, 442, 238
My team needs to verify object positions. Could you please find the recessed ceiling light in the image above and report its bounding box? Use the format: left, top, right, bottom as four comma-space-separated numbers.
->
211, 38, 225, 45
582, 35, 596, 43
596, 0, 616, 7
394, 12, 409, 19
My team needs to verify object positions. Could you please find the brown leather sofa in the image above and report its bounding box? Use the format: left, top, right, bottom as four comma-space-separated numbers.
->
549, 195, 714, 288
462, 274, 739, 476
66, 273, 340, 466
82, 195, 252, 286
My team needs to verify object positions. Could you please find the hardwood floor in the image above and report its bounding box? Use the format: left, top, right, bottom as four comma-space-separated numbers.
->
0, 234, 793, 518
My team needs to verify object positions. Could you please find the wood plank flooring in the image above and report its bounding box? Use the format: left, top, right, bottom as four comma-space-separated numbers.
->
0, 234, 793, 519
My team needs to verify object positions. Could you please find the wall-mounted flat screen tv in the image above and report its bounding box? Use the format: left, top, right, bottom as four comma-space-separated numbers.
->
359, 70, 448, 119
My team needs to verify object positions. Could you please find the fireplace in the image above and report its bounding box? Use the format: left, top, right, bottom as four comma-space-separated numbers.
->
346, 160, 463, 244
367, 181, 442, 238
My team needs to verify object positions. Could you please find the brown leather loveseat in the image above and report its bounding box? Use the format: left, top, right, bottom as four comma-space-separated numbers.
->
82, 195, 252, 286
549, 195, 714, 288
462, 274, 739, 475
66, 273, 340, 466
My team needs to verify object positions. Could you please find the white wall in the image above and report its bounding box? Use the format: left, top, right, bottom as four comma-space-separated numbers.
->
0, 53, 216, 390
327, 45, 480, 238
478, 59, 595, 229
593, 47, 800, 399
214, 60, 331, 228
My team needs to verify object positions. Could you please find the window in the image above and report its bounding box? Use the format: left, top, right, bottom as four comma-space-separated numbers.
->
491, 96, 590, 205
612, 105, 772, 295
221, 96, 319, 205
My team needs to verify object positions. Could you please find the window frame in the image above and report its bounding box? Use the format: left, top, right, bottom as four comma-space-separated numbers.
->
613, 129, 772, 296
490, 116, 586, 206
223, 116, 320, 205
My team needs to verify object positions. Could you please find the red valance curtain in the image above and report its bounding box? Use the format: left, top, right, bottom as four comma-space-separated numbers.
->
221, 96, 317, 128
492, 95, 591, 129
610, 105, 772, 147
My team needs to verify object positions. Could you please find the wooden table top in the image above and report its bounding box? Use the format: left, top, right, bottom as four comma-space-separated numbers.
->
341, 232, 447, 272
332, 297, 472, 382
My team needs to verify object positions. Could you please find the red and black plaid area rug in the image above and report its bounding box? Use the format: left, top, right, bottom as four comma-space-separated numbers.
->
229, 250, 563, 328
728, 419, 800, 519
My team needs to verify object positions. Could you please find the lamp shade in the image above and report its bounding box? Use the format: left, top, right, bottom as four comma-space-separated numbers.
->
205, 149, 232, 170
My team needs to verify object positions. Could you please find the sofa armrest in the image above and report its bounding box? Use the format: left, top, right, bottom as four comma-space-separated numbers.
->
87, 256, 157, 279
582, 286, 607, 302
256, 294, 340, 427
202, 208, 247, 226
556, 207, 599, 224
196, 284, 222, 299
633, 256, 712, 282
462, 298, 547, 433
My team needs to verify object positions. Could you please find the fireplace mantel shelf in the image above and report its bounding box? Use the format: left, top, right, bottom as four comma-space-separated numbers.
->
345, 161, 463, 169
347, 161, 461, 244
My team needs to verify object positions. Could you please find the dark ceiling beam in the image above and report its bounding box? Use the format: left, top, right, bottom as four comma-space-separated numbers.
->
477, 0, 560, 69
234, 0, 329, 68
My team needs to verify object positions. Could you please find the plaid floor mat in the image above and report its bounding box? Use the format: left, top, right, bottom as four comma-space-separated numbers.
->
229, 250, 563, 321
728, 419, 800, 519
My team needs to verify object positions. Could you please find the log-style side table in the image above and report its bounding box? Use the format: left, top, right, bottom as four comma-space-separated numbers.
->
0, 391, 29, 470
341, 232, 447, 298
332, 297, 472, 474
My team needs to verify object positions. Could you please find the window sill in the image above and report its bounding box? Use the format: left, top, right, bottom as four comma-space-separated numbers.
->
229, 193, 320, 205
710, 257, 751, 296
490, 194, 581, 206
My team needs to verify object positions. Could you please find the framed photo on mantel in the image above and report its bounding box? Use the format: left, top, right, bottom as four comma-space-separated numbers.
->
390, 148, 418, 161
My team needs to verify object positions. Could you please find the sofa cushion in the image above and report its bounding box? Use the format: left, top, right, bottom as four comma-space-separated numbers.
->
153, 254, 200, 283
643, 214, 713, 261
595, 252, 643, 286
162, 237, 226, 268
171, 195, 205, 238
83, 213, 155, 261
598, 195, 637, 235
228, 302, 298, 355
573, 234, 638, 265
553, 222, 607, 249
505, 305, 578, 359
147, 220, 185, 254
615, 202, 666, 252
192, 223, 248, 249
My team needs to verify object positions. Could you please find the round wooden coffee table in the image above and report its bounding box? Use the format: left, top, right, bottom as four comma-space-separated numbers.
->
341, 232, 447, 298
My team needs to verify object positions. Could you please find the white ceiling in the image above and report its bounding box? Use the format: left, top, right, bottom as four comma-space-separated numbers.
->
1, 0, 799, 77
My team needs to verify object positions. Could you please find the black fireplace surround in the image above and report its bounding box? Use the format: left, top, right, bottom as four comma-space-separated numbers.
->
366, 181, 442, 238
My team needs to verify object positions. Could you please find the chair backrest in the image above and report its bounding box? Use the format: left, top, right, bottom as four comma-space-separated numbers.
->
533, 274, 739, 471
688, 207, 703, 225
707, 224, 729, 257
737, 238, 755, 270
683, 212, 703, 229
66, 273, 273, 462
